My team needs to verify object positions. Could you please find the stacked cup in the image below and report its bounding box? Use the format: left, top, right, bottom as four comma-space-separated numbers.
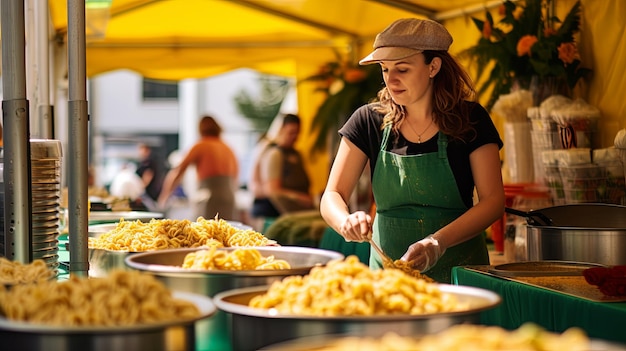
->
30, 139, 63, 276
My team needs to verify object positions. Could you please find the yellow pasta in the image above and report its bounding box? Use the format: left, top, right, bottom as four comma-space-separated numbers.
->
182, 246, 290, 270
88, 216, 273, 251
0, 257, 53, 285
248, 255, 465, 316
0, 270, 200, 326
386, 259, 434, 283
303, 324, 590, 351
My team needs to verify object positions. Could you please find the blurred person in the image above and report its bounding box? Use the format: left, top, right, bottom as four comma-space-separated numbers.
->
158, 115, 239, 220
109, 163, 145, 201
136, 143, 165, 208
250, 113, 314, 230
319, 19, 505, 283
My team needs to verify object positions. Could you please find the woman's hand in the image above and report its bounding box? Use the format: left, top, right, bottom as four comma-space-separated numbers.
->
401, 235, 446, 272
339, 211, 372, 242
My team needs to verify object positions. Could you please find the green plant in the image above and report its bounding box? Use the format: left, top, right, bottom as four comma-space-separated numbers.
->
233, 75, 290, 133
304, 60, 383, 155
459, 0, 591, 110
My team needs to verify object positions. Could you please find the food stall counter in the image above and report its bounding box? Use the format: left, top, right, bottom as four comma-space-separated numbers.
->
452, 266, 626, 344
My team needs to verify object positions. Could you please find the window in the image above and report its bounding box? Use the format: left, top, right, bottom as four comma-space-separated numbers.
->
142, 79, 178, 100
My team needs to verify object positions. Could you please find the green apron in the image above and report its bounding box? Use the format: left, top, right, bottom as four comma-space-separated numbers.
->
371, 126, 489, 283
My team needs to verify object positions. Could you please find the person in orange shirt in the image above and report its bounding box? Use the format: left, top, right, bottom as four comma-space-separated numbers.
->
158, 115, 239, 220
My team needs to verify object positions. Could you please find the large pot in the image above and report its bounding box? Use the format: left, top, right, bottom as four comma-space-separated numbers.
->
0, 291, 215, 351
511, 204, 626, 265
125, 246, 344, 351
213, 284, 501, 351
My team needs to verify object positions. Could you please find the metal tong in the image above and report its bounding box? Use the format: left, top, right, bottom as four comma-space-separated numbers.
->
368, 238, 395, 268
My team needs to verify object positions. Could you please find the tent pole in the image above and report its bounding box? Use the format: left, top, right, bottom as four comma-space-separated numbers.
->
1, 0, 34, 263
66, 0, 90, 277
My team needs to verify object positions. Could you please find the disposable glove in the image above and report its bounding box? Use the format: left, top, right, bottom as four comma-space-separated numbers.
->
400, 235, 445, 272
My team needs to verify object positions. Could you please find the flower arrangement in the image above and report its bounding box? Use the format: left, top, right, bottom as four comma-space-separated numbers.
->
303, 56, 383, 154
460, 0, 591, 109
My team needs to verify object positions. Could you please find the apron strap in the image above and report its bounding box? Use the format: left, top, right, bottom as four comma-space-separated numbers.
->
437, 132, 448, 159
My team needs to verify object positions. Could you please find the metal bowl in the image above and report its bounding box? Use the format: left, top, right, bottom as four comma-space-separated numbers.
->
125, 246, 344, 351
213, 284, 501, 351
86, 221, 254, 278
0, 291, 216, 351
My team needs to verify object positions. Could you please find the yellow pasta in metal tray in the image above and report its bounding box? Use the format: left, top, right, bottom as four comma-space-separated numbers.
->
0, 270, 200, 326
0, 258, 53, 285
248, 255, 465, 316
88, 216, 274, 251
182, 246, 290, 270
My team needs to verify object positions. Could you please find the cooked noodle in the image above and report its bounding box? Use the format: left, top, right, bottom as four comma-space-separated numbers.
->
0, 270, 200, 326
0, 258, 53, 285
88, 216, 273, 251
249, 255, 465, 316
182, 246, 290, 270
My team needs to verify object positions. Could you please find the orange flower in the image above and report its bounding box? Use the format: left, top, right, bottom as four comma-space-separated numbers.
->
498, 4, 506, 17
513, 6, 524, 20
517, 35, 538, 56
482, 20, 492, 39
558, 42, 579, 65
343, 68, 367, 83
543, 27, 557, 37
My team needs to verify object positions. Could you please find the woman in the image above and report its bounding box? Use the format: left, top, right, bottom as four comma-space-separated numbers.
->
250, 114, 314, 225
320, 18, 505, 283
158, 115, 239, 220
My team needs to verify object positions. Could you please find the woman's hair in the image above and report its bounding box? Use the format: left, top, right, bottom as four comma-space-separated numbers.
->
375, 50, 477, 141
281, 113, 301, 127
199, 115, 222, 137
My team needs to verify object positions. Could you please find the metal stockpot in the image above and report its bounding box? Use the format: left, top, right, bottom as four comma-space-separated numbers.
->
125, 246, 344, 351
213, 285, 501, 351
509, 204, 626, 265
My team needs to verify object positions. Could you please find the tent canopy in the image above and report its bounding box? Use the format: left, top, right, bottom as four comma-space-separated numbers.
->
48, 0, 494, 80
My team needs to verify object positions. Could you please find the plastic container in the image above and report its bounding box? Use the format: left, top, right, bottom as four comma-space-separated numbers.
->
559, 164, 606, 204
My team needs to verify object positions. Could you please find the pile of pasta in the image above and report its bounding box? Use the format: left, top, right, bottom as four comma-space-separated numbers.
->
88, 216, 274, 251
249, 255, 466, 316
182, 246, 290, 270
0, 257, 53, 285
386, 259, 434, 282
291, 324, 590, 351
0, 270, 200, 326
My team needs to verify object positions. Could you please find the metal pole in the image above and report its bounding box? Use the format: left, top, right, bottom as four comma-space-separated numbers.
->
35, 0, 55, 139
67, 0, 89, 277
1, 0, 33, 263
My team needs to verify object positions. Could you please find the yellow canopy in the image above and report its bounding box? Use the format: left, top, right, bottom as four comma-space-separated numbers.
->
48, 0, 485, 80
44, 0, 626, 195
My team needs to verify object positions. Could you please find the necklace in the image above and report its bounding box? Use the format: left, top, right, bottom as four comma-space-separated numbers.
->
407, 118, 434, 143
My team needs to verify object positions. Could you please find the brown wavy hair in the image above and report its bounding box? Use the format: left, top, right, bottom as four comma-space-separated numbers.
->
199, 115, 222, 137
374, 51, 477, 142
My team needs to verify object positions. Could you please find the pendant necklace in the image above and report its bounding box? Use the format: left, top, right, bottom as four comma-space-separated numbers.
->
407, 118, 434, 143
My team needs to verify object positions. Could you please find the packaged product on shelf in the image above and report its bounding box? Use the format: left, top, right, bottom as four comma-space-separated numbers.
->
593, 147, 626, 205
550, 98, 600, 149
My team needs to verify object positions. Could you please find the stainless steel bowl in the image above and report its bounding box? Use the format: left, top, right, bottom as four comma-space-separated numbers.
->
86, 221, 254, 278
213, 284, 501, 351
0, 291, 216, 351
125, 246, 345, 351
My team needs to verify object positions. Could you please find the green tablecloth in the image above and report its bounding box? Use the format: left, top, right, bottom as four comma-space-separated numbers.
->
452, 266, 626, 344
318, 227, 370, 264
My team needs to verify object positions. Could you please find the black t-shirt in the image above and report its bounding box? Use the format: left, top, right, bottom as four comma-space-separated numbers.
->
339, 101, 503, 208
136, 157, 164, 201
